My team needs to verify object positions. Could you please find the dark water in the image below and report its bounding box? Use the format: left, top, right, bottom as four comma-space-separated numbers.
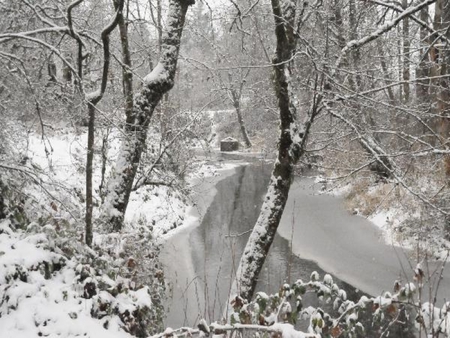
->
162, 162, 415, 336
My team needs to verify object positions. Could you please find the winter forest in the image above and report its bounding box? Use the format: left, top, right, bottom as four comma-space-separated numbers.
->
3, 0, 450, 337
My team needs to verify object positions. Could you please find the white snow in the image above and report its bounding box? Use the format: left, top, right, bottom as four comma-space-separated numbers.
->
0, 127, 210, 337
0, 220, 136, 338
143, 62, 166, 84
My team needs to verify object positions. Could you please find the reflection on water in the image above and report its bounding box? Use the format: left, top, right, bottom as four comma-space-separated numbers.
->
187, 163, 272, 323
162, 161, 415, 336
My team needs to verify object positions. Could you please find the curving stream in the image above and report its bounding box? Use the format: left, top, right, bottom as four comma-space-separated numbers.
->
160, 159, 449, 331
161, 161, 357, 328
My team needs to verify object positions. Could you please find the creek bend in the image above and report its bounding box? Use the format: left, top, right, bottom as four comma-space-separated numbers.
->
160, 158, 448, 331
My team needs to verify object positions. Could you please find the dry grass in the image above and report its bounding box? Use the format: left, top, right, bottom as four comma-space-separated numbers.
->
344, 179, 404, 217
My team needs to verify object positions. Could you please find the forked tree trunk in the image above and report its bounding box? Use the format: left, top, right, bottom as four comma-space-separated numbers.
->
102, 0, 194, 232
85, 0, 124, 246
234, 0, 318, 302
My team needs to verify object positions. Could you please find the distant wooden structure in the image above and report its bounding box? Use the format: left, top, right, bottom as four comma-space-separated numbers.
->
220, 137, 239, 151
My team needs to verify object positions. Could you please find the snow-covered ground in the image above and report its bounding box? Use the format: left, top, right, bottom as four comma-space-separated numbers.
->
4, 125, 448, 337
0, 128, 239, 338
0, 220, 143, 338
25, 129, 190, 238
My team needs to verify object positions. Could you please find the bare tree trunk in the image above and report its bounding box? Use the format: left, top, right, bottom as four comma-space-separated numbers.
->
47, 57, 57, 83
233, 97, 252, 148
85, 1, 125, 247
349, 0, 362, 88
377, 40, 396, 103
416, 7, 430, 101
398, 25, 404, 103
116, 0, 133, 120
439, 1, 450, 239
102, 0, 194, 232
402, 0, 411, 102
85, 103, 95, 246
333, 0, 355, 89
228, 72, 252, 148
234, 0, 318, 302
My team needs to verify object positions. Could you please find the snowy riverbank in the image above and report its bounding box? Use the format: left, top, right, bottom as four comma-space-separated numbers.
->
277, 176, 450, 303
0, 129, 243, 337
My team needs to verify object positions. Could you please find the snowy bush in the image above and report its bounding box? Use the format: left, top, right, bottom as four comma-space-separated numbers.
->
149, 269, 450, 338
0, 217, 167, 337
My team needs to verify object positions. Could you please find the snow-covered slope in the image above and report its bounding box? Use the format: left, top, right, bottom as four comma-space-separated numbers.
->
0, 219, 152, 338
0, 128, 193, 337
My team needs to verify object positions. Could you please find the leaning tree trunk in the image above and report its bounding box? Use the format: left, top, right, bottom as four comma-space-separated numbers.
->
228, 71, 252, 148
102, 0, 194, 232
230, 88, 252, 148
234, 100, 252, 148
234, 0, 318, 302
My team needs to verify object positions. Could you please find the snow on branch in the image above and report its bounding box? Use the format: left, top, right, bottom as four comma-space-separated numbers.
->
0, 27, 71, 43
21, 0, 60, 28
334, 0, 437, 71
0, 34, 79, 80
66, 0, 85, 79
150, 272, 445, 338
368, 0, 450, 46
209, 322, 319, 338
149, 322, 319, 338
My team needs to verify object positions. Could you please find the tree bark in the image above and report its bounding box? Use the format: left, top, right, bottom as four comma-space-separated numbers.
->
376, 40, 396, 103
228, 71, 252, 148
234, 0, 318, 302
233, 97, 252, 148
416, 7, 430, 101
438, 1, 450, 146
402, 0, 411, 102
102, 0, 194, 232
348, 0, 362, 88
115, 0, 133, 121
85, 0, 125, 247
436, 1, 450, 239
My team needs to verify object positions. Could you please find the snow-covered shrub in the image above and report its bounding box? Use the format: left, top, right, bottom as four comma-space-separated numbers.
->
0, 216, 166, 337
175, 271, 438, 338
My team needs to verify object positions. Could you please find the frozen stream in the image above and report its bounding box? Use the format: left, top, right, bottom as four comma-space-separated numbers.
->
160, 158, 449, 329
278, 177, 450, 304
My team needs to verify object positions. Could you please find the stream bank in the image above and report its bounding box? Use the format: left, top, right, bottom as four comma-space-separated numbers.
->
161, 160, 361, 328
160, 155, 447, 336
